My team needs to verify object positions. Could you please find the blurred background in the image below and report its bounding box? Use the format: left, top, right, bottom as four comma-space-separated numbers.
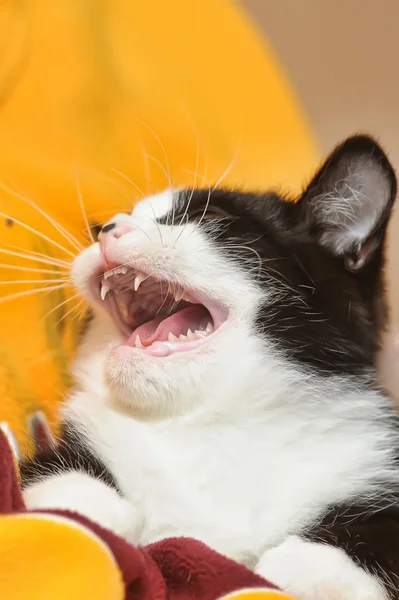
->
0, 0, 398, 450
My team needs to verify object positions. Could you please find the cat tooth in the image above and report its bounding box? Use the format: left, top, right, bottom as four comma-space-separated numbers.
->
195, 330, 207, 338
100, 282, 109, 301
168, 332, 177, 342
182, 293, 193, 303
186, 328, 195, 340
134, 272, 147, 292
135, 335, 143, 348
120, 266, 128, 275
179, 334, 187, 341
206, 322, 214, 333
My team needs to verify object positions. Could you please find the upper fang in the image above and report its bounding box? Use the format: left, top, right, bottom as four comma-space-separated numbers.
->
134, 272, 147, 292
100, 283, 109, 301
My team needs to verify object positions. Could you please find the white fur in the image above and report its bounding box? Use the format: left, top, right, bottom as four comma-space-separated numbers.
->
23, 471, 143, 542
24, 190, 397, 595
256, 536, 386, 600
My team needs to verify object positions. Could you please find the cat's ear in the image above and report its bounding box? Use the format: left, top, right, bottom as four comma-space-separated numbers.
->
299, 135, 397, 271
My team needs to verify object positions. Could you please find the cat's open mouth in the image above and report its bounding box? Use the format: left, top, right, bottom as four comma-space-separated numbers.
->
94, 265, 228, 357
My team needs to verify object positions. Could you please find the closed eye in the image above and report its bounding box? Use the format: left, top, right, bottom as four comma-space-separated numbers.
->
181, 206, 232, 222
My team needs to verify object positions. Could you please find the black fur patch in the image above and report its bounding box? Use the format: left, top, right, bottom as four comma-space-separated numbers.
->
20, 422, 119, 492
164, 136, 397, 377
303, 502, 399, 599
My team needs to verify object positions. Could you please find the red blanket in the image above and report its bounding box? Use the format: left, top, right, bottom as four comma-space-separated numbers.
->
0, 428, 278, 599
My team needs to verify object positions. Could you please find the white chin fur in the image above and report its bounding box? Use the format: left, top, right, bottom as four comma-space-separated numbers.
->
104, 343, 209, 416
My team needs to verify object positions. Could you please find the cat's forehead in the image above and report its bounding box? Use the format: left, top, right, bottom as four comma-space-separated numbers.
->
131, 188, 231, 222
132, 190, 179, 221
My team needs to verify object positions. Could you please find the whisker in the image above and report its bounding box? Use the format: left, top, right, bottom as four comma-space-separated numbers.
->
177, 102, 209, 188
115, 219, 152, 242
75, 170, 94, 244
196, 185, 212, 228
211, 145, 241, 192
0, 246, 72, 269
136, 118, 176, 228
42, 292, 81, 321
173, 213, 189, 245
182, 168, 208, 188
146, 155, 171, 189
0, 263, 69, 275
0, 278, 71, 286
0, 212, 76, 258
136, 118, 172, 190
147, 206, 163, 245
55, 298, 85, 327
5, 244, 71, 266
0, 284, 72, 305
177, 112, 201, 227
110, 168, 145, 198
3, 181, 84, 253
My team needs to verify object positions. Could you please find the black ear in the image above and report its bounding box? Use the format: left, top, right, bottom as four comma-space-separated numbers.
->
299, 135, 397, 271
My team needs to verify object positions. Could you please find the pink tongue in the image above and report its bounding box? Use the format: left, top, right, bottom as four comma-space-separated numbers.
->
128, 305, 210, 346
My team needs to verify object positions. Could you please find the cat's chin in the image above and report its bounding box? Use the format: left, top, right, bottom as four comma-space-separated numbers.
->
103, 343, 205, 416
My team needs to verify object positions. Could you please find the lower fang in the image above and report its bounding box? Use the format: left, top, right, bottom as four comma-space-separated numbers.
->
135, 335, 143, 348
206, 322, 214, 333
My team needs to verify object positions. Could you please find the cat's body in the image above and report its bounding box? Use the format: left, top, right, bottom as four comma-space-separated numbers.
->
22, 136, 399, 598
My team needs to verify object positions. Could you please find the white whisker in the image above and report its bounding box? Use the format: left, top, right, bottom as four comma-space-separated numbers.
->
110, 168, 145, 199
211, 145, 241, 192
0, 278, 71, 286
196, 185, 212, 228
42, 292, 81, 321
55, 298, 85, 327
136, 118, 172, 190
75, 170, 94, 244
0, 284, 72, 305
3, 181, 84, 253
147, 206, 163, 245
0, 211, 76, 258
0, 263, 69, 275
0, 246, 72, 269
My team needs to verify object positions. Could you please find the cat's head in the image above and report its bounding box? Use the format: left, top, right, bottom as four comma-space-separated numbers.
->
72, 135, 396, 415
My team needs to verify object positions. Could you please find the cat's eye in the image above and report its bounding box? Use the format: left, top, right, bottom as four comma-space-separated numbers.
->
190, 207, 230, 221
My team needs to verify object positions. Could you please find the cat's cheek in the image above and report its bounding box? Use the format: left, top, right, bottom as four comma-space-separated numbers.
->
23, 472, 143, 544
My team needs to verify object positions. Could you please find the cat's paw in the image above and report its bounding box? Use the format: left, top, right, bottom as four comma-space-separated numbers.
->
255, 536, 386, 600
23, 472, 143, 544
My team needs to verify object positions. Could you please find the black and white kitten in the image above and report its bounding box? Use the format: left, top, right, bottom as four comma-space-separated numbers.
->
22, 135, 399, 599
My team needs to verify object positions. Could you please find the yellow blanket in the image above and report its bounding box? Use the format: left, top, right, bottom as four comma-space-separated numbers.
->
0, 0, 317, 455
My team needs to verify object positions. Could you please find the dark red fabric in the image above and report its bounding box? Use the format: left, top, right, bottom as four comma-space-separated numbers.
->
0, 430, 276, 599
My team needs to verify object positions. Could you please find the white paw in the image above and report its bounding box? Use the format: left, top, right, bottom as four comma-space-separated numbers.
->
23, 472, 143, 544
255, 536, 386, 600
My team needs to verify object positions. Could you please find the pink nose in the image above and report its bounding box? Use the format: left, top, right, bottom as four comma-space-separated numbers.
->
99, 222, 134, 239
98, 222, 134, 256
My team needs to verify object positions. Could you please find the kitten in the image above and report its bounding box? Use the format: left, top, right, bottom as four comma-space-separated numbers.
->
22, 135, 399, 599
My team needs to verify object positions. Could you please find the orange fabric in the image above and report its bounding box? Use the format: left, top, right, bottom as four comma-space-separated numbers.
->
0, 514, 124, 599
220, 591, 297, 600
0, 0, 318, 455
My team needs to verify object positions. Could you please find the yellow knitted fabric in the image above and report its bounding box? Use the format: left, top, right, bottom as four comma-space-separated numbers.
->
0, 0, 318, 456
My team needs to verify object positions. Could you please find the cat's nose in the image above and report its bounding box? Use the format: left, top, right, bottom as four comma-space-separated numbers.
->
98, 222, 135, 261
98, 222, 134, 240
